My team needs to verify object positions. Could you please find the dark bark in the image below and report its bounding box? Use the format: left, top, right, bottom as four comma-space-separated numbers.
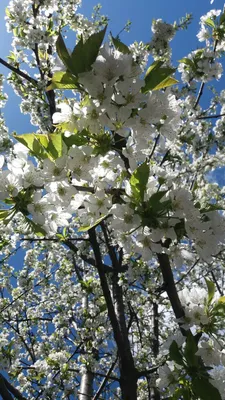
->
89, 227, 138, 400
120, 370, 138, 400
157, 252, 185, 321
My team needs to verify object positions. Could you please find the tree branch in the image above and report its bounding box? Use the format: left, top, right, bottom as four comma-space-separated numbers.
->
0, 57, 37, 86
92, 357, 118, 400
0, 375, 13, 400
0, 374, 27, 400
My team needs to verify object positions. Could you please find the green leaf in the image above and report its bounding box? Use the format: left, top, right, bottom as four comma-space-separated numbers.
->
71, 26, 107, 76
47, 71, 78, 91
56, 33, 74, 73
153, 76, 179, 91
5, 7, 13, 18
145, 60, 164, 75
184, 332, 198, 368
192, 378, 221, 400
0, 210, 11, 220
78, 214, 107, 232
46, 133, 63, 159
14, 134, 48, 160
14, 133, 63, 160
220, 11, 225, 25
111, 36, 130, 54
169, 340, 184, 366
130, 161, 149, 202
212, 297, 225, 316
63, 130, 89, 148
204, 18, 216, 29
178, 58, 195, 68
218, 296, 225, 304
0, 239, 10, 251
205, 279, 215, 304
147, 191, 168, 210
142, 60, 176, 93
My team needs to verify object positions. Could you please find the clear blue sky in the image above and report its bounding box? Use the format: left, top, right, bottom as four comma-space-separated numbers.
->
0, 0, 225, 135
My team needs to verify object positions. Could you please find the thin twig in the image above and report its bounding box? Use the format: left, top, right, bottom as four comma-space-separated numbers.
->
197, 112, 225, 120
175, 258, 200, 285
92, 357, 118, 400
194, 82, 205, 110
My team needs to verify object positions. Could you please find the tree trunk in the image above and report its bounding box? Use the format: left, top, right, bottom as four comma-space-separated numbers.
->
79, 295, 94, 400
79, 370, 94, 400
120, 370, 138, 400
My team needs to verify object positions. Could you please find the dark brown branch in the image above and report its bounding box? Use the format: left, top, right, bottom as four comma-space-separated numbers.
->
197, 112, 225, 120
0, 375, 13, 400
0, 374, 27, 400
92, 357, 118, 400
175, 258, 200, 285
137, 365, 160, 379
157, 252, 184, 320
88, 228, 123, 353
0, 58, 37, 86
149, 133, 160, 160
211, 270, 224, 296
63, 239, 115, 273
194, 82, 205, 110
157, 241, 185, 334
22, 237, 88, 242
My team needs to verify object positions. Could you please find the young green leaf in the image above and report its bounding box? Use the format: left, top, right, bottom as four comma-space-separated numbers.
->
111, 36, 130, 54
56, 33, 74, 73
0, 209, 12, 220
14, 133, 49, 160
218, 296, 225, 303
142, 60, 177, 93
130, 161, 149, 202
14, 133, 63, 160
169, 340, 184, 366
205, 279, 215, 304
153, 76, 179, 91
147, 191, 168, 210
71, 26, 107, 76
204, 18, 216, 29
46, 133, 63, 159
184, 332, 198, 368
47, 71, 78, 91
220, 11, 225, 25
178, 58, 195, 68
63, 129, 89, 148
192, 378, 221, 400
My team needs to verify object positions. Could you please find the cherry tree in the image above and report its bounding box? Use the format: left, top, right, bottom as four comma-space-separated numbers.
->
1, 1, 225, 399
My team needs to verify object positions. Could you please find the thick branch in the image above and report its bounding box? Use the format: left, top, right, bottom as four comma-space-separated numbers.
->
157, 252, 185, 321
0, 375, 13, 400
0, 375, 26, 400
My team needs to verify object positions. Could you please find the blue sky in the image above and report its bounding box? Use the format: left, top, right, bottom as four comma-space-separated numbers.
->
0, 0, 225, 135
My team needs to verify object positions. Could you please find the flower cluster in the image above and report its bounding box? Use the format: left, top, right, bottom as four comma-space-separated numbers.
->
1, 1, 225, 399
